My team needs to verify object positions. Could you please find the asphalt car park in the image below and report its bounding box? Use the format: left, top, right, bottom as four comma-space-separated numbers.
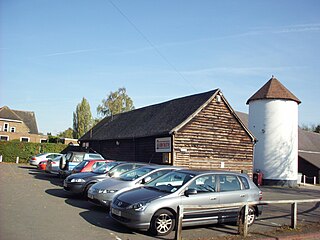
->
0, 163, 319, 240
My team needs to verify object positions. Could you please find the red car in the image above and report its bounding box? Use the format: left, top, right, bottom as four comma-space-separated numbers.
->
71, 159, 114, 174
38, 160, 48, 170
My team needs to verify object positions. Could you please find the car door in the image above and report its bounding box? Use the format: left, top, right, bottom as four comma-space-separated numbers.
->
180, 174, 220, 226
218, 174, 246, 223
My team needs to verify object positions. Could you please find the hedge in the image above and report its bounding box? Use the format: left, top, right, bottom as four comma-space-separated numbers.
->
0, 141, 67, 163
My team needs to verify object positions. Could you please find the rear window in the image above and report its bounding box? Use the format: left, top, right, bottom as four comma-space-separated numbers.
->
88, 154, 103, 159
239, 176, 250, 189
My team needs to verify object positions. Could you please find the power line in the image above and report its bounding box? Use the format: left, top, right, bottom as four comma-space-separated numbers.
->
108, 0, 197, 91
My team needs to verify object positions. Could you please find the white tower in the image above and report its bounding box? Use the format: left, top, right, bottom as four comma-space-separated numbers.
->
247, 77, 301, 187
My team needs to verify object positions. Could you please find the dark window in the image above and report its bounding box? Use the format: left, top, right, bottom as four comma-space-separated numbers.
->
20, 137, 29, 142
219, 175, 241, 192
239, 176, 250, 189
0, 136, 9, 141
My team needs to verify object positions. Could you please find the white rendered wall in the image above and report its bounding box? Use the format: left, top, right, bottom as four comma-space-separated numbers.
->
248, 99, 298, 181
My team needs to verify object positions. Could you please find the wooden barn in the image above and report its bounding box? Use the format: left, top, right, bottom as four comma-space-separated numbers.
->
80, 89, 255, 174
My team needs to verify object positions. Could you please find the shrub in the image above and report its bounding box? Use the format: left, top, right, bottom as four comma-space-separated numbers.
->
0, 142, 67, 163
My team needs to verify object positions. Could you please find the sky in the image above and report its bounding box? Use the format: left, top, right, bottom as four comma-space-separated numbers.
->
1, 0, 320, 135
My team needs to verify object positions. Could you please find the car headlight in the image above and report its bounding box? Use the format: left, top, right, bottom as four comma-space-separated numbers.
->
129, 201, 148, 211
70, 178, 85, 183
98, 189, 118, 194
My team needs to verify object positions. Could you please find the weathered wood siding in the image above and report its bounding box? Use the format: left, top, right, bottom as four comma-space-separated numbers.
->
87, 137, 164, 164
173, 96, 254, 175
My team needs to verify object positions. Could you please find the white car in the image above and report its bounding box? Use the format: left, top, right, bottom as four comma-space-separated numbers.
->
45, 155, 65, 175
29, 153, 62, 166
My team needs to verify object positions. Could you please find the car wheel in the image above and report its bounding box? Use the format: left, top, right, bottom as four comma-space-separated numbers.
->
240, 206, 256, 226
150, 209, 175, 236
84, 183, 94, 198
247, 206, 256, 226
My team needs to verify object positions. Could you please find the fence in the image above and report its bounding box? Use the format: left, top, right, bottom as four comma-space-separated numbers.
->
301, 175, 318, 185
175, 198, 320, 240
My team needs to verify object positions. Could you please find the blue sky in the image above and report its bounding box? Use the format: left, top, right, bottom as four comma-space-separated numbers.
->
1, 0, 319, 135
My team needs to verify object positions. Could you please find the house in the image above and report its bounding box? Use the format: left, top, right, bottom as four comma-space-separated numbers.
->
0, 106, 48, 143
80, 89, 256, 174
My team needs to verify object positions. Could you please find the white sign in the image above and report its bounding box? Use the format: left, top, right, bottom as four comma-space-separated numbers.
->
155, 137, 171, 152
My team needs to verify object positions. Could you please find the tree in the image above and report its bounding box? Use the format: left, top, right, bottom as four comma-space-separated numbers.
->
73, 97, 93, 138
57, 128, 74, 138
97, 87, 134, 117
300, 123, 320, 133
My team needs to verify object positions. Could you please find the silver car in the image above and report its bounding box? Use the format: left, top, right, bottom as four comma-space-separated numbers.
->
87, 165, 181, 207
110, 169, 262, 236
29, 153, 62, 166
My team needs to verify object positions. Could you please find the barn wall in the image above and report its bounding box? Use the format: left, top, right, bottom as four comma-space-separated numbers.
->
86, 137, 164, 164
298, 157, 320, 184
173, 96, 254, 176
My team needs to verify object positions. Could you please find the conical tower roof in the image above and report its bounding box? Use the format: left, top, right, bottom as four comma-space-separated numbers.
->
246, 77, 301, 104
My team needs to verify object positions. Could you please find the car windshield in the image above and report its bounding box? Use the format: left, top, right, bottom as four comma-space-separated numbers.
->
119, 167, 153, 181
145, 171, 195, 193
92, 162, 119, 174
35, 153, 46, 157
74, 160, 89, 169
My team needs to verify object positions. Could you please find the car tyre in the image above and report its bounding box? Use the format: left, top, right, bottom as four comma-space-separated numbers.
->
150, 209, 175, 236
83, 183, 94, 198
240, 206, 256, 226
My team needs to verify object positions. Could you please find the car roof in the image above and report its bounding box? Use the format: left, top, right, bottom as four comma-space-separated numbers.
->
139, 165, 181, 170
175, 169, 245, 176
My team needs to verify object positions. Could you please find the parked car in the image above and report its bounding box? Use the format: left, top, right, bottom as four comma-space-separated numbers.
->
29, 153, 62, 166
63, 161, 146, 197
110, 169, 263, 236
87, 165, 181, 208
71, 159, 114, 174
59, 152, 104, 177
45, 155, 65, 175
37, 160, 48, 170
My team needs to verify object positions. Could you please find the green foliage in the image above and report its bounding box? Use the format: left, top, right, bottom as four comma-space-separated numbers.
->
0, 142, 66, 163
57, 127, 74, 138
97, 87, 134, 117
300, 123, 320, 133
73, 97, 93, 139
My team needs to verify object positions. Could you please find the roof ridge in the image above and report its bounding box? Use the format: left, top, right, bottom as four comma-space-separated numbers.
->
246, 76, 301, 104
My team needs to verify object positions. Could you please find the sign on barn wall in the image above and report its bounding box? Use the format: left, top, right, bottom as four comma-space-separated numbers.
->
155, 137, 171, 152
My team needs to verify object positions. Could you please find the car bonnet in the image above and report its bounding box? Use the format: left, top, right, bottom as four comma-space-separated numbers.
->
116, 186, 169, 204
91, 177, 130, 190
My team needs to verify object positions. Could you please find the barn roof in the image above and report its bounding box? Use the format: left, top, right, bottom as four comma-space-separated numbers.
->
81, 89, 254, 141
298, 129, 320, 169
246, 77, 301, 104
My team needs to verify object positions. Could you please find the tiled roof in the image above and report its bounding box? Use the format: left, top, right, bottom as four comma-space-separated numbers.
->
246, 77, 301, 104
0, 106, 39, 134
81, 90, 220, 140
0, 106, 23, 121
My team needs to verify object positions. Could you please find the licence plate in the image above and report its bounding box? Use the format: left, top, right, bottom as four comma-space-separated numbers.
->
111, 208, 121, 217
63, 181, 67, 187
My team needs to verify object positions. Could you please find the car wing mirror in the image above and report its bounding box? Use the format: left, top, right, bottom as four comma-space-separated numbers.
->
184, 188, 197, 197
142, 176, 152, 184
184, 188, 198, 197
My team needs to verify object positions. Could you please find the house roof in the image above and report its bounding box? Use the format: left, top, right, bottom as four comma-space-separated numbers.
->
81, 89, 254, 141
0, 106, 23, 121
0, 106, 39, 134
246, 77, 301, 104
